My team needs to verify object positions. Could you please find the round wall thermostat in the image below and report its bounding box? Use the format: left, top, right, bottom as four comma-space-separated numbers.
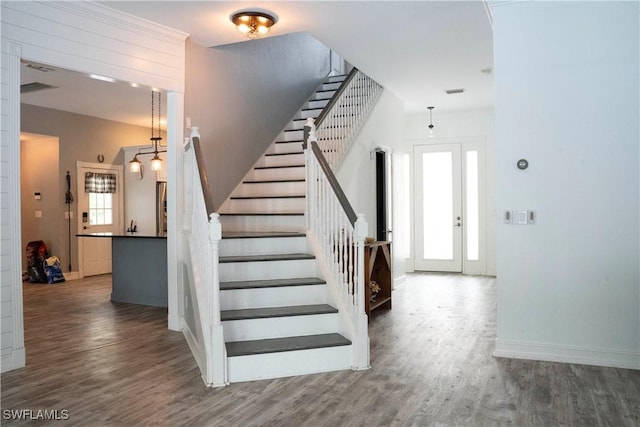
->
517, 159, 529, 170
97, 154, 105, 163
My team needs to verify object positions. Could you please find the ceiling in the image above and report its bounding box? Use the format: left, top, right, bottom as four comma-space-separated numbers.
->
21, 1, 493, 128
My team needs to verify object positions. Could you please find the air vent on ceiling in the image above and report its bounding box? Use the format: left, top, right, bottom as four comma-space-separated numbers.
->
24, 63, 55, 73
20, 82, 57, 94
445, 88, 465, 95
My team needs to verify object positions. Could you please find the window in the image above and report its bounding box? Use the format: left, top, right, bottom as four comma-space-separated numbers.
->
89, 192, 113, 225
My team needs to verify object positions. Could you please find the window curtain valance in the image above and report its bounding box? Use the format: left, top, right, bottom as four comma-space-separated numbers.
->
85, 172, 116, 193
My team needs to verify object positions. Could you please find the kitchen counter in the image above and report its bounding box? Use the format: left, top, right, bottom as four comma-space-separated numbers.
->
77, 233, 167, 307
77, 232, 166, 239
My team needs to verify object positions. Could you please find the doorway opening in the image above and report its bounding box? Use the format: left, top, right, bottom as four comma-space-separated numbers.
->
414, 141, 486, 275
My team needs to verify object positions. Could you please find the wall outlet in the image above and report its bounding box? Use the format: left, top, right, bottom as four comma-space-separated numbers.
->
35, 210, 42, 218
64, 211, 74, 219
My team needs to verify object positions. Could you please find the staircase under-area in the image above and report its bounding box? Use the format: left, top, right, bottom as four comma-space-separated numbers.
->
217, 75, 353, 383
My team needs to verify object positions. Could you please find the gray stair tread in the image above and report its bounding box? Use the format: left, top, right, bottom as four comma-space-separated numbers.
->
222, 231, 305, 239
230, 195, 304, 199
243, 179, 305, 183
254, 164, 304, 169
219, 253, 314, 263
275, 139, 304, 144
226, 333, 351, 357
219, 212, 304, 216
222, 304, 338, 321
220, 277, 326, 290
265, 151, 303, 157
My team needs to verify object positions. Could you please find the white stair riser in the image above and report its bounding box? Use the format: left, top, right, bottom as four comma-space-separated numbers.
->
227, 345, 352, 383
297, 109, 322, 120
308, 99, 330, 108
220, 198, 305, 214
232, 181, 305, 196
246, 166, 305, 181
325, 75, 347, 83
312, 90, 335, 101
268, 143, 304, 155
219, 258, 316, 281
285, 120, 307, 131
280, 130, 303, 141
223, 312, 338, 341
257, 154, 305, 168
220, 236, 308, 257
322, 82, 341, 91
221, 285, 328, 311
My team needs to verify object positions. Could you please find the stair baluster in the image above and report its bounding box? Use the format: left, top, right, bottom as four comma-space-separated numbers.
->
183, 127, 227, 387
304, 122, 370, 370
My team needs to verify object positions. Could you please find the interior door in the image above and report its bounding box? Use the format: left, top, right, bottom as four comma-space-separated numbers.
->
414, 144, 462, 272
77, 162, 123, 277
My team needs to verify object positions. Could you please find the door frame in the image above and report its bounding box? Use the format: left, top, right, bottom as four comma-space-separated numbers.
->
76, 161, 124, 279
414, 143, 463, 272
411, 137, 487, 275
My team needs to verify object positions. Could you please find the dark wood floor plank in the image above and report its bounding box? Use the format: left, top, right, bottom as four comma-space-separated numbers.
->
2, 273, 639, 426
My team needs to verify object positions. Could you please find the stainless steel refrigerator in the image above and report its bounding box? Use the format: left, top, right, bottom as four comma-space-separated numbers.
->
156, 181, 167, 236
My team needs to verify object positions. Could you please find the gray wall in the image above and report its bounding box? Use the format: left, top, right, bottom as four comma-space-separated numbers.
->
20, 135, 60, 270
21, 104, 157, 272
185, 33, 331, 208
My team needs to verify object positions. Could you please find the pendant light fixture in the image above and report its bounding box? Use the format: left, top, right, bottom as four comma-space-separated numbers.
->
230, 10, 278, 39
129, 91, 166, 175
427, 106, 435, 138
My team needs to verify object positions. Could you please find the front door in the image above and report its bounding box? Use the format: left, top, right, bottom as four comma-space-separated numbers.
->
77, 162, 123, 277
414, 144, 463, 272
414, 142, 485, 274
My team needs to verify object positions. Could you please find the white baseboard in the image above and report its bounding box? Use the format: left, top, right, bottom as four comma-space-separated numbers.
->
182, 319, 205, 379
393, 275, 407, 289
64, 271, 80, 281
1, 347, 25, 373
494, 339, 640, 370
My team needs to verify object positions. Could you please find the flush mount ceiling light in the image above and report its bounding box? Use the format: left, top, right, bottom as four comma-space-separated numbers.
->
129, 91, 167, 176
427, 106, 435, 138
230, 10, 278, 39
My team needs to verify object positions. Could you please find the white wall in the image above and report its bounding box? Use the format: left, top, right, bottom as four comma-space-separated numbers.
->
492, 1, 640, 369
404, 108, 497, 276
336, 89, 406, 284
1, 1, 187, 372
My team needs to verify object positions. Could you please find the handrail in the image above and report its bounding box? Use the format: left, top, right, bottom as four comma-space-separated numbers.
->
190, 132, 215, 216
307, 136, 357, 226
311, 69, 383, 170
314, 67, 358, 128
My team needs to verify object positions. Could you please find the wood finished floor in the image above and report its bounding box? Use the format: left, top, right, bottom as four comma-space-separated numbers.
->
2, 273, 639, 426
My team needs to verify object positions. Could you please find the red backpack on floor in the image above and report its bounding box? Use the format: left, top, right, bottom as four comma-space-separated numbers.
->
26, 240, 49, 283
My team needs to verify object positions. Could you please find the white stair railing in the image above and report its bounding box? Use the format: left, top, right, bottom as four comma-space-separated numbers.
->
314, 68, 383, 170
304, 122, 370, 370
182, 127, 227, 387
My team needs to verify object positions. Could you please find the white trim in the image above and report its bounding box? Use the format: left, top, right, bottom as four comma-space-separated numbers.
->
392, 274, 407, 290
167, 92, 184, 331
181, 319, 207, 384
5, 40, 25, 371
2, 2, 187, 372
76, 162, 124, 278
494, 339, 640, 371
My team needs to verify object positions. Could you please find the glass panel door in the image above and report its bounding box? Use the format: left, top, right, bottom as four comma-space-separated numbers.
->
414, 144, 462, 272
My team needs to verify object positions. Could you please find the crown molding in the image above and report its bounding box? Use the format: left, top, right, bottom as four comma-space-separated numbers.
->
40, 0, 189, 45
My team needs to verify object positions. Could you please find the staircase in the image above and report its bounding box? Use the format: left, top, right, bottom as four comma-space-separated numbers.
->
216, 75, 354, 382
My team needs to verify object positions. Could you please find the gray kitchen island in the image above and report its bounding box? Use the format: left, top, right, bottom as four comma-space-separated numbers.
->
77, 233, 167, 307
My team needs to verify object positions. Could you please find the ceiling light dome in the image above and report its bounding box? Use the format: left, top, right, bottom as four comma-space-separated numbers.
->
230, 10, 278, 39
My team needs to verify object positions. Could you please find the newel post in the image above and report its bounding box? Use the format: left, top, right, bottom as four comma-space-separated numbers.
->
208, 212, 227, 387
353, 213, 370, 370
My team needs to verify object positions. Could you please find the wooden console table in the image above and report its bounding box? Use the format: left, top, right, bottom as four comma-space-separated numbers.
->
364, 241, 392, 318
